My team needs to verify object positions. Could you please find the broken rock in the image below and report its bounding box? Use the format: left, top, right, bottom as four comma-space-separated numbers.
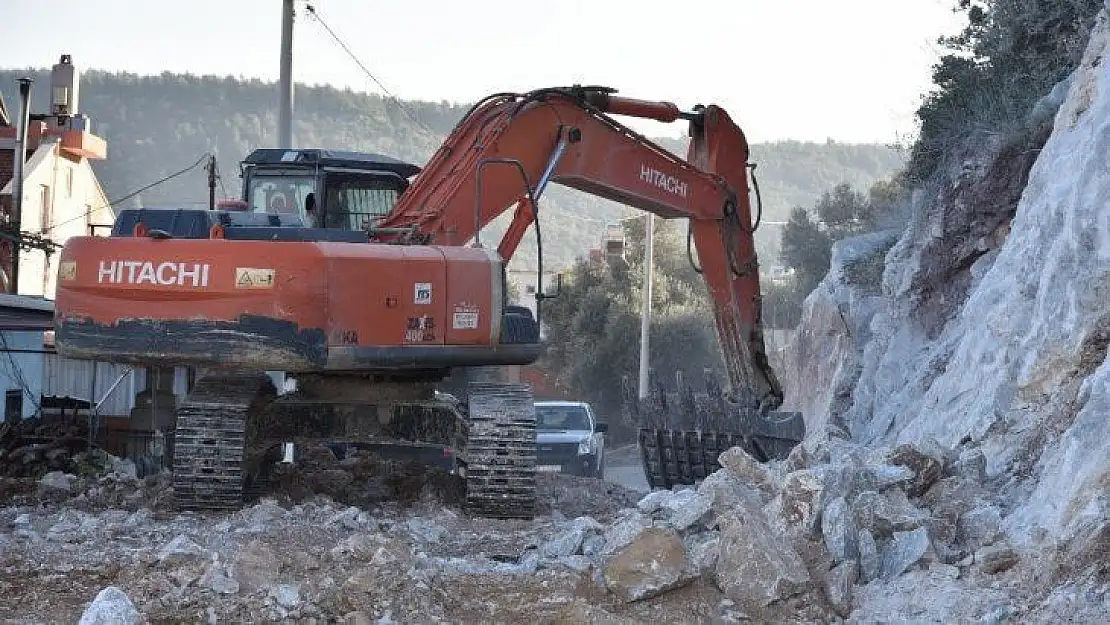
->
719, 446, 776, 495
683, 531, 720, 579
821, 496, 858, 564
201, 566, 240, 595
888, 441, 945, 497
976, 542, 1018, 575
660, 489, 714, 532
601, 510, 652, 555
39, 471, 76, 492
541, 524, 587, 559
852, 490, 927, 538
233, 539, 281, 591
715, 511, 811, 610
698, 469, 766, 514
768, 469, 824, 537
880, 527, 932, 579
950, 448, 987, 482
603, 527, 691, 602
78, 586, 140, 625
636, 490, 673, 515
825, 559, 859, 617
858, 529, 880, 582
855, 463, 915, 493
957, 504, 1003, 551
157, 533, 207, 566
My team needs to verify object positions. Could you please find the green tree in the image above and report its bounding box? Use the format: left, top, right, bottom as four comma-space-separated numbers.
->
538, 219, 725, 440
908, 0, 1102, 182
780, 206, 832, 295
816, 183, 873, 236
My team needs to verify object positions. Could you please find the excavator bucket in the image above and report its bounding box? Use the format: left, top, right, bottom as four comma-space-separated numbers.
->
623, 368, 804, 489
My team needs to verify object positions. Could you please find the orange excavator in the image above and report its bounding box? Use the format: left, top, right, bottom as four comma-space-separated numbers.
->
52, 85, 804, 518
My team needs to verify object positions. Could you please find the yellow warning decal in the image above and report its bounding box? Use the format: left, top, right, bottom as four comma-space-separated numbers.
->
58, 261, 77, 282
235, 267, 276, 289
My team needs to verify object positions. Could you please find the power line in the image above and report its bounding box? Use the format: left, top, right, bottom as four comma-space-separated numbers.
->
303, 3, 439, 138
45, 152, 212, 234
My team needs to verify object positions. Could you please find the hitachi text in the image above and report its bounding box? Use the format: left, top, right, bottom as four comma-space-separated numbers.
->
98, 261, 211, 287
640, 165, 688, 198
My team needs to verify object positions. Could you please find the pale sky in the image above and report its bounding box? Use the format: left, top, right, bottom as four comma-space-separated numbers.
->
1, 0, 965, 144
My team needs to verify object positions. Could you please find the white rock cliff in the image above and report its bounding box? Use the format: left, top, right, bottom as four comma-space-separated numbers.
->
781, 4, 1110, 618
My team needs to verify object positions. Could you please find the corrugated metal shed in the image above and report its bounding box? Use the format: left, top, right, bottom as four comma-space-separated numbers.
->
42, 354, 138, 417
0, 294, 193, 419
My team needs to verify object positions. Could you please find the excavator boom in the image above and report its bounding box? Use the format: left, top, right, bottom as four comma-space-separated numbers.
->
376, 86, 783, 413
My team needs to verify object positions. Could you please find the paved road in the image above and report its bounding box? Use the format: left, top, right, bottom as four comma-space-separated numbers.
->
604, 462, 649, 491
602, 444, 650, 492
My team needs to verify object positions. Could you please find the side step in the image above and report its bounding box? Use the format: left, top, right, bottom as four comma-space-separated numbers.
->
623, 369, 804, 489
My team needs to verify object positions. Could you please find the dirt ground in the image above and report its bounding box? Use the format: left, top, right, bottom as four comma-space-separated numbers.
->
1, 448, 745, 625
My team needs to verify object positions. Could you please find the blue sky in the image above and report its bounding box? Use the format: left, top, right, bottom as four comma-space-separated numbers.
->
1, 0, 966, 144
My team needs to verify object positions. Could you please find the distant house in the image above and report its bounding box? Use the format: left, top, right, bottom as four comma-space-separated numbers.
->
506, 267, 560, 323
0, 55, 113, 298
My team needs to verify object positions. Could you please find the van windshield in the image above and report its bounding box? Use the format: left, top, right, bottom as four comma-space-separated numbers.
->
535, 405, 591, 431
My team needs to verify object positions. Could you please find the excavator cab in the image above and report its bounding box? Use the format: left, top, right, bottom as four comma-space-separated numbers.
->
239, 148, 420, 231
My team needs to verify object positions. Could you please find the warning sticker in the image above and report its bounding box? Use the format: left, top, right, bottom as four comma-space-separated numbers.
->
58, 260, 77, 282
414, 282, 432, 305
452, 305, 479, 330
235, 267, 276, 289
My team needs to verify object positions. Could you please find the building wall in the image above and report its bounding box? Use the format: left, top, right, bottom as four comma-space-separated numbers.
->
3, 139, 112, 299
506, 269, 560, 318
0, 329, 45, 421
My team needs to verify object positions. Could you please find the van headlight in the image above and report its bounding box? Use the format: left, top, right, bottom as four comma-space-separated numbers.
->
578, 436, 597, 456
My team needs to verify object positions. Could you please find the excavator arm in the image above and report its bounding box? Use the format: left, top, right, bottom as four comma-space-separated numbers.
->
377, 86, 784, 413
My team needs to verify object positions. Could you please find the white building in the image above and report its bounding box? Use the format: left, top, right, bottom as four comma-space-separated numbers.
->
0, 55, 113, 297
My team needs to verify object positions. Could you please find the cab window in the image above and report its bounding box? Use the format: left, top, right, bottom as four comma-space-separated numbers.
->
323, 176, 401, 231
248, 174, 316, 221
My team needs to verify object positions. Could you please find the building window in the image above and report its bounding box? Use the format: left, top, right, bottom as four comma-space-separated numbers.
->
66, 168, 74, 198
5, 389, 23, 421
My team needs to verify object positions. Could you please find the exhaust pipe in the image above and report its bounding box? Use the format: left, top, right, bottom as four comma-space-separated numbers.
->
10, 76, 33, 294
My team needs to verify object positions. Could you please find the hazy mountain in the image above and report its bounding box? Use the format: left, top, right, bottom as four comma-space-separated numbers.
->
0, 69, 905, 267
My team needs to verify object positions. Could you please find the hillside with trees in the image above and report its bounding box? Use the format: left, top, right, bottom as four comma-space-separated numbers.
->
0, 70, 904, 269
528, 0, 1107, 431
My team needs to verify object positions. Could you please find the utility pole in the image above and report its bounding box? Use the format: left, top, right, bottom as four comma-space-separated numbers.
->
278, 0, 295, 148
637, 214, 654, 399
10, 77, 33, 294
206, 155, 217, 210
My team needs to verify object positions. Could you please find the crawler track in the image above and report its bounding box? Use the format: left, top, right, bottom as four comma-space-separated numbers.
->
464, 382, 538, 520
170, 374, 539, 518
171, 373, 276, 511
